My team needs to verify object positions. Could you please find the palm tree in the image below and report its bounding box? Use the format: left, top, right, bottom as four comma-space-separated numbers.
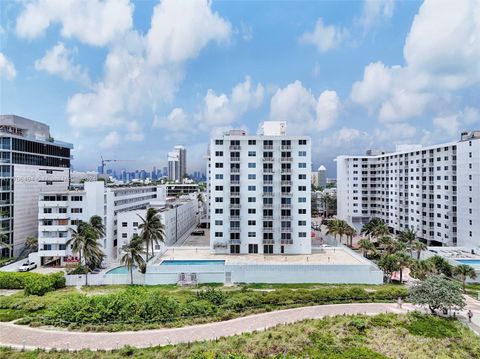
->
398, 228, 416, 256
344, 225, 356, 247
394, 252, 412, 283
138, 208, 166, 262
411, 240, 427, 260
454, 264, 477, 292
361, 218, 389, 241
410, 259, 435, 280
25, 236, 38, 252
89, 215, 106, 238
378, 254, 401, 283
120, 234, 145, 285
358, 238, 375, 258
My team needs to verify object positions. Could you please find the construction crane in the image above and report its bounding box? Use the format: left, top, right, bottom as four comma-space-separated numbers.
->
100, 156, 135, 174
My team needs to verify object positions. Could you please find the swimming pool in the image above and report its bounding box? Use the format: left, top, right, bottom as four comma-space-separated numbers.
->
455, 259, 480, 267
160, 260, 225, 266
105, 266, 136, 274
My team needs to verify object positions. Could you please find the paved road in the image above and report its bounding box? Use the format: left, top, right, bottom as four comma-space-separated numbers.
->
0, 303, 414, 351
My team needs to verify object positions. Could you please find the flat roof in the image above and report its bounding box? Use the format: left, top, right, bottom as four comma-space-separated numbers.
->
153, 247, 370, 266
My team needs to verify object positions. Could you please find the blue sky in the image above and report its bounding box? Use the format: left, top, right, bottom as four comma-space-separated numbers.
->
1, 0, 479, 176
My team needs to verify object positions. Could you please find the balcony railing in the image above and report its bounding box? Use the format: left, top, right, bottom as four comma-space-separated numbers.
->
229, 239, 241, 244
281, 181, 292, 185
281, 192, 292, 197
281, 204, 292, 209
230, 157, 240, 162
231, 180, 240, 185
229, 145, 241, 150
263, 145, 273, 150
262, 238, 274, 244
262, 157, 274, 162
281, 157, 292, 162
263, 228, 274, 233
281, 145, 292, 150
281, 216, 292, 220
263, 203, 273, 208
263, 168, 274, 173
280, 239, 294, 245
281, 168, 291, 173
229, 204, 241, 209
281, 227, 292, 232
230, 168, 240, 173
263, 216, 274, 220
263, 192, 274, 197
263, 180, 273, 185
230, 216, 240, 220
230, 227, 241, 233
230, 192, 241, 197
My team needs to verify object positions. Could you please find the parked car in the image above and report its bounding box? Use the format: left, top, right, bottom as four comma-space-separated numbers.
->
18, 262, 37, 272
191, 230, 205, 236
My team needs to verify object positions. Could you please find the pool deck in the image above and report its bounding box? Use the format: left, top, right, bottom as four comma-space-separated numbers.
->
153, 247, 368, 266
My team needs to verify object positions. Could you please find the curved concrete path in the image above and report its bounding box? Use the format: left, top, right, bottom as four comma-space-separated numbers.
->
0, 303, 415, 351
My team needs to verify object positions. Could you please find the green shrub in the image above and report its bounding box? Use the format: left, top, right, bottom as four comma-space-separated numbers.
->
68, 265, 89, 275
0, 271, 65, 294
404, 314, 460, 338
0, 272, 38, 289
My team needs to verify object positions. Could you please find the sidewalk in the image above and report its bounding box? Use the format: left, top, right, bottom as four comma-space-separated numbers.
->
0, 303, 413, 351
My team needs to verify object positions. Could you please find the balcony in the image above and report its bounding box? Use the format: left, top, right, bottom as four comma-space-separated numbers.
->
281, 216, 292, 220
229, 203, 241, 209
263, 168, 274, 173
230, 215, 240, 220
230, 157, 240, 162
263, 145, 273, 150
281, 204, 292, 209
230, 192, 241, 197
230, 168, 240, 173
229, 238, 241, 244
263, 228, 274, 233
281, 227, 292, 232
230, 227, 241, 233
263, 192, 274, 197
263, 180, 273, 185
231, 180, 240, 185
281, 168, 291, 173
263, 203, 273, 209
262, 238, 274, 244
281, 157, 293, 162
38, 213, 70, 220
280, 238, 294, 245
281, 192, 292, 197
281, 181, 292, 185
281, 145, 292, 150
262, 157, 274, 162
263, 216, 274, 220
229, 145, 241, 150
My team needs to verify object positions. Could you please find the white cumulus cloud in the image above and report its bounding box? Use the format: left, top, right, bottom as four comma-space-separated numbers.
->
299, 18, 348, 52
16, 0, 134, 46
0, 53, 16, 79
34, 42, 90, 86
100, 131, 120, 149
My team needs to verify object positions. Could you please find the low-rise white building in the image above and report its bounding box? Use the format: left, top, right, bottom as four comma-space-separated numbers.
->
337, 131, 480, 248
116, 197, 199, 253
37, 182, 167, 266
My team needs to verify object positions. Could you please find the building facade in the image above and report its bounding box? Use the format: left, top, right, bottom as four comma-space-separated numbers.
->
208, 121, 312, 255
337, 131, 480, 247
0, 115, 72, 257
168, 145, 187, 182
37, 182, 167, 265
117, 197, 198, 251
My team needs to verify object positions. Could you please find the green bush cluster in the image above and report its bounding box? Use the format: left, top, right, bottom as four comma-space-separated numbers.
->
40, 285, 407, 328
0, 271, 65, 296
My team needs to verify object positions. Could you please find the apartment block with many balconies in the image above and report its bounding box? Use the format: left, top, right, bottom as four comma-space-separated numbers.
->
208, 121, 311, 255
337, 131, 480, 248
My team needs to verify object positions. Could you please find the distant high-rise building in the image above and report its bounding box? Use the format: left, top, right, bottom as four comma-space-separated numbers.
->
168, 145, 187, 181
0, 115, 72, 257
318, 165, 327, 188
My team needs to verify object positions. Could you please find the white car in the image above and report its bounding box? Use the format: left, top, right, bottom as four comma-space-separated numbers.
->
18, 262, 37, 272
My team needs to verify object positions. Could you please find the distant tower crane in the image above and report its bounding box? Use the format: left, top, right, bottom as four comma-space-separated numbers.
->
100, 156, 135, 174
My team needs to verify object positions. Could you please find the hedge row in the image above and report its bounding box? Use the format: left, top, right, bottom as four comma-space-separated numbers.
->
0, 272, 65, 296
41, 286, 407, 326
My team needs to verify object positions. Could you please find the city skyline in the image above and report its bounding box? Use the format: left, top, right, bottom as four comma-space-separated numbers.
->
1, 0, 479, 176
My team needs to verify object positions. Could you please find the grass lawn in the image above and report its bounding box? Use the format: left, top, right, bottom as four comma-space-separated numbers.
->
1, 312, 479, 358
0, 284, 407, 332
465, 283, 480, 300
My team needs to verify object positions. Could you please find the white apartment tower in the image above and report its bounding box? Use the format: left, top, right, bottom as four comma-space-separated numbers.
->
168, 145, 187, 181
38, 182, 167, 265
337, 131, 480, 248
0, 115, 72, 257
208, 121, 312, 255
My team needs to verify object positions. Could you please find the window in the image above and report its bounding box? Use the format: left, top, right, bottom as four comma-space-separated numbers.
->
299, 163, 306, 168
298, 151, 306, 156
248, 197, 256, 202
133, 222, 138, 227
215, 232, 223, 237
299, 232, 307, 237
248, 163, 256, 168
299, 174, 306, 180
215, 163, 223, 168
122, 222, 128, 227
299, 197, 307, 203
298, 186, 306, 191
248, 208, 256, 214
248, 232, 256, 237
215, 151, 223, 156
215, 208, 223, 214
248, 220, 256, 225
122, 233, 128, 238
298, 209, 306, 214
248, 185, 256, 191
71, 208, 82, 213
230, 245, 240, 254
248, 244, 258, 253
215, 174, 223, 179
248, 151, 256, 157
248, 140, 256, 145
215, 220, 223, 225
248, 174, 256, 180
299, 139, 307, 145
298, 220, 306, 226
215, 185, 223, 191
43, 208, 52, 214
215, 197, 223, 202
264, 244, 274, 254
215, 140, 223, 145
71, 196, 83, 201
